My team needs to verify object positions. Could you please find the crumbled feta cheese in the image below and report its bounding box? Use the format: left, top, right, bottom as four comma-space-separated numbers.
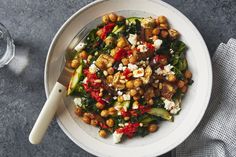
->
153, 39, 163, 50
103, 70, 108, 76
139, 123, 143, 127
113, 96, 117, 100
164, 99, 176, 110
128, 63, 138, 71
74, 98, 82, 107
117, 91, 123, 96
170, 107, 181, 114
170, 49, 174, 54
118, 123, 125, 127
113, 131, 123, 144
124, 123, 129, 126
123, 94, 131, 101
155, 64, 175, 76
117, 111, 122, 115
83, 59, 87, 63
74, 42, 85, 52
164, 64, 174, 72
89, 63, 98, 74
163, 98, 181, 115
137, 44, 148, 53
133, 68, 144, 78
153, 59, 157, 64
118, 63, 124, 71
122, 66, 127, 71
128, 34, 138, 46
82, 77, 88, 84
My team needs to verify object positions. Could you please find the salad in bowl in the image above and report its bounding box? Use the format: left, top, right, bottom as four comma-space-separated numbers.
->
66, 12, 193, 144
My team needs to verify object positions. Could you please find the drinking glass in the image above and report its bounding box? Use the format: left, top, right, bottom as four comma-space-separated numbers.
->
0, 23, 15, 68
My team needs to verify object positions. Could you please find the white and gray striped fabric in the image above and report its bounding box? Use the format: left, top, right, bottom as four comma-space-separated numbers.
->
175, 38, 236, 157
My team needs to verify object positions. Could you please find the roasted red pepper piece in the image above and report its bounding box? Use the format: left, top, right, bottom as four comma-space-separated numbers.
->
100, 23, 116, 40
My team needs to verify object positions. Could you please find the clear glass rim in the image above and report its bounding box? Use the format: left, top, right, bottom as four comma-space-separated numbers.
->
0, 23, 15, 68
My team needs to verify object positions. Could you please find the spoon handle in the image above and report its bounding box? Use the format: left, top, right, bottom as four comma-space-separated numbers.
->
29, 82, 66, 144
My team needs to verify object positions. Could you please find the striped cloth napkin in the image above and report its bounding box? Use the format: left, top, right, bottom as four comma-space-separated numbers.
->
175, 38, 236, 157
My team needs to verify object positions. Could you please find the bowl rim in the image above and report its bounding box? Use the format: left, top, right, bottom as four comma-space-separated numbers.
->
44, 0, 213, 156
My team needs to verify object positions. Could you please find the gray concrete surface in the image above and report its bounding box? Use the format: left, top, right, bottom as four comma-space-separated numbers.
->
0, 0, 235, 157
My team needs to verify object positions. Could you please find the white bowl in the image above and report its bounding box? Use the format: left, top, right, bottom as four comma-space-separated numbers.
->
44, 0, 212, 156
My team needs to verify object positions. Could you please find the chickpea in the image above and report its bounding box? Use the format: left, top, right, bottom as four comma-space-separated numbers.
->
145, 28, 153, 40
99, 130, 107, 138
160, 23, 168, 29
126, 80, 134, 89
106, 118, 114, 127
104, 37, 114, 46
177, 80, 185, 88
148, 124, 158, 133
124, 116, 130, 121
168, 29, 179, 40
184, 79, 188, 84
130, 89, 137, 96
70, 59, 79, 68
117, 95, 124, 102
79, 50, 88, 60
107, 67, 114, 75
139, 89, 144, 95
110, 48, 116, 56
129, 56, 137, 64
108, 107, 116, 115
117, 37, 127, 48
152, 28, 160, 35
102, 14, 109, 24
132, 49, 138, 56
106, 75, 113, 83
133, 79, 142, 87
90, 119, 99, 126
96, 102, 105, 110
117, 15, 125, 22
157, 16, 167, 24
184, 70, 192, 79
75, 107, 83, 117
108, 12, 117, 22
181, 85, 188, 93
100, 110, 109, 117
83, 112, 95, 119
167, 74, 176, 82
96, 29, 103, 36
82, 116, 91, 124
147, 99, 154, 105
121, 58, 129, 65
133, 95, 140, 101
161, 30, 168, 38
